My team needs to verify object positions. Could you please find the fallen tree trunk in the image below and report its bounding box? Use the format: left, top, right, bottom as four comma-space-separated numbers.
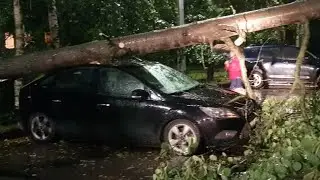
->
1, 0, 320, 78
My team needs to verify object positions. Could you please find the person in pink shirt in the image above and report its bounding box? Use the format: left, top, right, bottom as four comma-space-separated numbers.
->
224, 51, 245, 94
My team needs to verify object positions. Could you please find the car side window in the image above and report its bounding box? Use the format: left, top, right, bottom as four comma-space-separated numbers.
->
244, 48, 259, 59
39, 75, 55, 87
99, 67, 145, 98
282, 47, 299, 61
260, 47, 281, 59
52, 68, 95, 92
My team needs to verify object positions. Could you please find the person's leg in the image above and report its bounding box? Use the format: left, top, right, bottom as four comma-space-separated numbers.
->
235, 78, 246, 95
233, 78, 241, 88
229, 79, 236, 89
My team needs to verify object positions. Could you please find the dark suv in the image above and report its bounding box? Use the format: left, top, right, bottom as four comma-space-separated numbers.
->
244, 45, 320, 89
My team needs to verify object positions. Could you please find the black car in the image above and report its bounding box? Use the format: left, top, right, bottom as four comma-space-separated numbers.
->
18, 59, 258, 155
244, 45, 320, 89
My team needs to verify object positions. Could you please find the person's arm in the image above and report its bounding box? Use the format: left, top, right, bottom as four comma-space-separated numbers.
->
224, 61, 229, 71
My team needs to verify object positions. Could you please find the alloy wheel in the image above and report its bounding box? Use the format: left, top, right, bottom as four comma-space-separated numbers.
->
251, 73, 262, 88
167, 124, 197, 155
30, 114, 53, 141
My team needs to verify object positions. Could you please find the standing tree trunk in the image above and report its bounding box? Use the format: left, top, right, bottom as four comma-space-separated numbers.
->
13, 0, 24, 108
206, 64, 214, 82
13, 0, 24, 56
48, 0, 60, 49
296, 24, 302, 47
290, 21, 310, 94
176, 0, 186, 72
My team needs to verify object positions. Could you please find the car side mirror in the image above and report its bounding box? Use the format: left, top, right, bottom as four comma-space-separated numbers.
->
131, 89, 149, 100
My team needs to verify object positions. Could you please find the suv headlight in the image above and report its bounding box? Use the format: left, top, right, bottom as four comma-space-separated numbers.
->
199, 107, 239, 118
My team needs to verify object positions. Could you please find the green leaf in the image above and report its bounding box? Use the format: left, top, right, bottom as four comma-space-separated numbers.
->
302, 137, 314, 150
303, 170, 317, 180
192, 155, 202, 163
209, 155, 217, 161
155, 168, 162, 175
292, 162, 302, 172
152, 174, 157, 180
227, 157, 234, 163
306, 153, 320, 166
274, 165, 287, 179
221, 168, 231, 177
293, 152, 303, 162
281, 158, 291, 167
244, 149, 252, 156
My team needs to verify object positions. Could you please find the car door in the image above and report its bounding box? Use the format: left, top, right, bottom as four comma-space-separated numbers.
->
279, 47, 299, 82
303, 53, 320, 83
281, 46, 315, 83
259, 47, 283, 80
94, 67, 166, 146
32, 75, 64, 123
47, 67, 98, 139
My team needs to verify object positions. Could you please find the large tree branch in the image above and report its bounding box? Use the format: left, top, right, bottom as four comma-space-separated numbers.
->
1, 0, 320, 78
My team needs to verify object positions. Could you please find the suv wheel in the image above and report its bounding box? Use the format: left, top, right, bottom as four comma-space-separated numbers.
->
250, 71, 264, 89
28, 113, 56, 143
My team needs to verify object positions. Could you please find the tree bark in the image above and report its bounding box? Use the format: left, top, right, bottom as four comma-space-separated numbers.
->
13, 0, 24, 56
206, 64, 214, 82
13, 0, 25, 108
48, 0, 60, 49
1, 0, 320, 78
290, 21, 310, 94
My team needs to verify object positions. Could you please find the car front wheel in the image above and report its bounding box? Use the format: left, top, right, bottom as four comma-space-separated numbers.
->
28, 113, 56, 143
163, 119, 201, 156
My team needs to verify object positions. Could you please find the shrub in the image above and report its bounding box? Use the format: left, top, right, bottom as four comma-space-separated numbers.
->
153, 93, 320, 180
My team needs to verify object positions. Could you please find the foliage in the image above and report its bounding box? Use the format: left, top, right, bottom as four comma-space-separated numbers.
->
186, 45, 227, 66
153, 93, 320, 180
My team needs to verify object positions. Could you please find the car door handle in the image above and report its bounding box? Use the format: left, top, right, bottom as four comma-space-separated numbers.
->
97, 103, 110, 107
52, 99, 61, 103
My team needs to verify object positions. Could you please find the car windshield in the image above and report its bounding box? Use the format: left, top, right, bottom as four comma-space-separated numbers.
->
140, 63, 200, 94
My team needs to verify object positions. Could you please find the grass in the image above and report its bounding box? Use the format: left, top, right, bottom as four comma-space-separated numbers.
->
187, 68, 229, 84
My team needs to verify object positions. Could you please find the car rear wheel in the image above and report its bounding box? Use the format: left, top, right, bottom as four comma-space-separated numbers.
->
28, 113, 56, 143
250, 71, 264, 89
163, 119, 201, 156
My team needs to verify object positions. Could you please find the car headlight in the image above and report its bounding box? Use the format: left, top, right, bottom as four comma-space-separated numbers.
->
199, 107, 239, 118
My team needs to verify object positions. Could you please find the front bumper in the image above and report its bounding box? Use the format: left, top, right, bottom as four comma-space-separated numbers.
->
199, 114, 256, 149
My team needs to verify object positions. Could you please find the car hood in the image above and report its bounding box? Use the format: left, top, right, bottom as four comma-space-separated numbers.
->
169, 84, 249, 108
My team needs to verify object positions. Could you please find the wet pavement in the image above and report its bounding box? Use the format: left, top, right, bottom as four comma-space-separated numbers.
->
0, 88, 315, 180
0, 137, 159, 180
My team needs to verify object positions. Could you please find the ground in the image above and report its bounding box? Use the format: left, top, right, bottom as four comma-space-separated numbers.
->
0, 137, 159, 180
